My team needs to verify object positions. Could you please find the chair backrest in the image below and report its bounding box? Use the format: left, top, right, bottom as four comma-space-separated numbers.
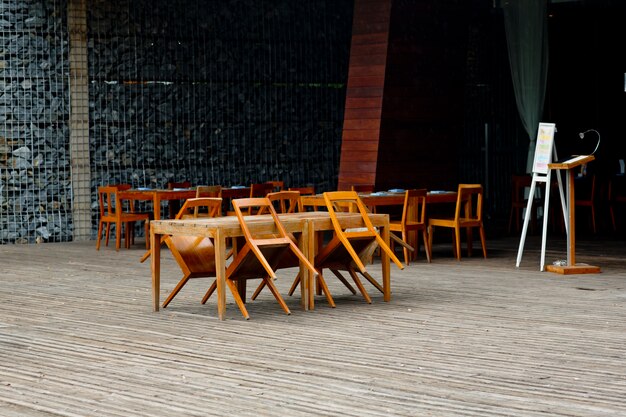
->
265, 181, 284, 192
231, 198, 316, 279
267, 190, 302, 213
175, 197, 222, 219
166, 198, 221, 277
196, 185, 222, 198
249, 183, 274, 198
351, 184, 375, 193
323, 191, 404, 272
402, 189, 427, 226
455, 184, 484, 222
289, 186, 315, 196
167, 181, 191, 190
98, 186, 123, 218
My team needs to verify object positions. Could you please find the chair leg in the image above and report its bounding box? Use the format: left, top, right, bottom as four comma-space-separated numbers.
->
315, 272, 336, 308
115, 221, 122, 251
591, 205, 596, 234
201, 280, 217, 304
251, 280, 267, 300
263, 276, 291, 315
454, 226, 461, 261
466, 227, 473, 257
105, 223, 111, 247
96, 220, 104, 250
226, 279, 250, 320
428, 225, 434, 259
610, 204, 617, 232
288, 273, 301, 296
401, 230, 410, 265
422, 229, 432, 263
330, 269, 357, 294
162, 275, 191, 308
347, 269, 371, 304
479, 225, 488, 258
357, 269, 384, 294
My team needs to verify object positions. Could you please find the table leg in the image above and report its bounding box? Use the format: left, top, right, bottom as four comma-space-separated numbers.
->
380, 222, 391, 302
151, 227, 161, 311
214, 229, 227, 320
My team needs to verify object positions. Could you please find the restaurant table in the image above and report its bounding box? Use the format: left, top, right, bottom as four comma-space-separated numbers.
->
150, 211, 392, 320
300, 190, 458, 209
119, 188, 198, 220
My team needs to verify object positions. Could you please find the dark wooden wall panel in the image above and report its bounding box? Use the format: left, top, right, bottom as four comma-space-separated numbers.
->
337, 0, 392, 190
375, 0, 472, 191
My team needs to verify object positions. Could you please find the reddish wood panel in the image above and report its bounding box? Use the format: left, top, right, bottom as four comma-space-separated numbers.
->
338, 0, 392, 191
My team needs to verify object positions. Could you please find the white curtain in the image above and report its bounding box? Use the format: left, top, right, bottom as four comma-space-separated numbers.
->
502, 0, 549, 172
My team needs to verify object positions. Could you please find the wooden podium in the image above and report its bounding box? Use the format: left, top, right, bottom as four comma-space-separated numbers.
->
545, 154, 601, 274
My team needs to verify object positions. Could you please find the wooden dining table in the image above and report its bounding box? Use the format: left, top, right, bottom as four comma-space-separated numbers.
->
150, 211, 393, 320
300, 190, 458, 209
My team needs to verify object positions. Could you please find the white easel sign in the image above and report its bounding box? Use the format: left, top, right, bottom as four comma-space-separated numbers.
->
532, 123, 556, 175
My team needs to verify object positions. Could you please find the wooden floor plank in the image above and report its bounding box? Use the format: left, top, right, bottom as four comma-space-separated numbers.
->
0, 236, 625, 416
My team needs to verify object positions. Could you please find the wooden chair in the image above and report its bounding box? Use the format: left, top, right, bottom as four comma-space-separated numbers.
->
508, 174, 540, 234
250, 182, 274, 198
609, 177, 626, 231
250, 190, 302, 300
575, 174, 597, 234
390, 189, 431, 265
266, 190, 302, 213
288, 186, 315, 196
195, 185, 222, 216
310, 191, 404, 305
161, 198, 223, 308
265, 180, 284, 192
201, 198, 317, 319
351, 184, 375, 193
428, 184, 487, 261
96, 185, 150, 251
167, 181, 192, 218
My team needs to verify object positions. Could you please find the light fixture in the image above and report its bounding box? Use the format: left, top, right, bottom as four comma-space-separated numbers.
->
578, 129, 600, 155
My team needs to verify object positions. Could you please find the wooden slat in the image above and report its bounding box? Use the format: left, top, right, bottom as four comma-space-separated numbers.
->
0, 238, 625, 415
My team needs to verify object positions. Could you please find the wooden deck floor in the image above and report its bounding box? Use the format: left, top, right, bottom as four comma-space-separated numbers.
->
0, 236, 625, 416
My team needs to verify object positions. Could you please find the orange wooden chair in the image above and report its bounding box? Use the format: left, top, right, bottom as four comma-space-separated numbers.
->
161, 198, 223, 308
201, 198, 317, 319
428, 184, 487, 260
308, 191, 404, 305
390, 189, 431, 265
167, 180, 192, 218
194, 185, 222, 216
265, 180, 284, 192
96, 185, 150, 251
575, 174, 597, 234
250, 190, 302, 300
288, 186, 315, 195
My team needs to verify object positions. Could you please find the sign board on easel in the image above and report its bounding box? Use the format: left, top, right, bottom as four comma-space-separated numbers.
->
515, 122, 567, 271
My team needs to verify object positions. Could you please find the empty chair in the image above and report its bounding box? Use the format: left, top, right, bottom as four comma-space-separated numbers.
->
250, 182, 274, 198
575, 174, 597, 234
428, 184, 487, 260
201, 198, 317, 319
289, 186, 315, 195
250, 190, 302, 300
266, 190, 302, 213
609, 177, 626, 231
508, 174, 540, 234
96, 185, 150, 251
311, 191, 404, 305
161, 198, 223, 308
265, 180, 284, 192
195, 185, 222, 216
167, 180, 192, 218
389, 189, 431, 265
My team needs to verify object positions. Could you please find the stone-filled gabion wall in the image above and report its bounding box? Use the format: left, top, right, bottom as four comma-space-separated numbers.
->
88, 0, 352, 236
0, 0, 71, 243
